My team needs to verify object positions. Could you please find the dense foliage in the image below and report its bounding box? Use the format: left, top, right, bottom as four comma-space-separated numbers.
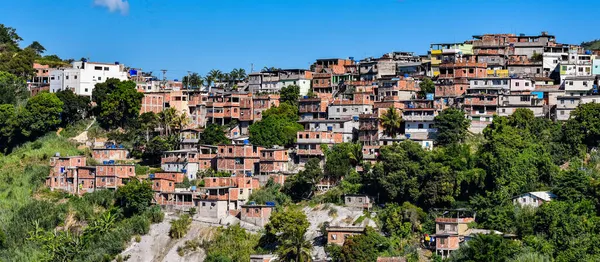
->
249, 103, 303, 147
92, 78, 144, 129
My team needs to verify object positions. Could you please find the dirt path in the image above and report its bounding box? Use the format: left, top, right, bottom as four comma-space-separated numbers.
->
71, 118, 95, 144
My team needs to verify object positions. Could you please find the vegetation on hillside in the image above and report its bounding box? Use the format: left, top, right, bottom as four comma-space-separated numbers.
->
581, 39, 600, 50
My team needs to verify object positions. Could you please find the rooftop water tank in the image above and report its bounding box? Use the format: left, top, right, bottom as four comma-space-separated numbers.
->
266, 201, 276, 206
115, 61, 120, 65
243, 139, 249, 145
191, 186, 197, 191
327, 126, 333, 131
353, 116, 359, 121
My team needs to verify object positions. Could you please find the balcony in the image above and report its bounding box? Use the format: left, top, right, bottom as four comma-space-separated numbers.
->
296, 149, 324, 156
440, 61, 486, 68
359, 123, 378, 130
299, 105, 324, 113
464, 98, 498, 106
297, 138, 337, 144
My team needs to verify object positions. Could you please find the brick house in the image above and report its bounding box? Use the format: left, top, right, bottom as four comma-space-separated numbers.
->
240, 204, 274, 227
46, 155, 87, 192
216, 144, 263, 176
296, 131, 343, 165
326, 226, 366, 246
299, 97, 328, 120
259, 148, 291, 175
252, 94, 280, 121
433, 214, 475, 259
92, 146, 129, 162
180, 128, 202, 150
95, 164, 135, 189
75, 166, 97, 195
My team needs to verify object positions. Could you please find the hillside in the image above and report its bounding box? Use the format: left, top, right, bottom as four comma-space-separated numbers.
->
0, 134, 81, 223
581, 39, 600, 50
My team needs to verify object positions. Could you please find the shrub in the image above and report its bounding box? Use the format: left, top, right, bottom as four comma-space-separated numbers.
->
128, 215, 151, 235
169, 215, 192, 239
135, 235, 141, 243
145, 206, 164, 223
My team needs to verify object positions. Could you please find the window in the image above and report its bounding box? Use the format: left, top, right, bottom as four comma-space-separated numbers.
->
358, 198, 363, 203
515, 82, 520, 87
66, 76, 69, 80
94, 66, 103, 70
104, 67, 109, 71
331, 234, 337, 240
229, 148, 233, 153
346, 197, 351, 202
440, 238, 446, 245
98, 77, 102, 81
525, 82, 529, 87
469, 68, 474, 74
74, 75, 77, 79
169, 182, 172, 186
336, 108, 340, 112
202, 202, 206, 207
418, 124, 424, 129
502, 109, 506, 113
299, 134, 303, 139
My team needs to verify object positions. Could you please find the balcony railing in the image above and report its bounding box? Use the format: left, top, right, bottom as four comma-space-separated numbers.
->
296, 149, 324, 156
403, 115, 436, 121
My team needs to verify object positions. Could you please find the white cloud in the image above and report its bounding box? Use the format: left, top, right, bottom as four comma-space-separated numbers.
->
93, 0, 130, 15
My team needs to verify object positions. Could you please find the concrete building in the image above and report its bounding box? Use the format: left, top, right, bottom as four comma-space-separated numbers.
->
240, 204, 274, 227
161, 149, 202, 180
512, 191, 556, 208
297, 118, 358, 143
49, 61, 128, 96
248, 71, 280, 94
278, 69, 313, 96
179, 128, 202, 150
498, 93, 545, 117
344, 194, 373, 210
403, 100, 438, 140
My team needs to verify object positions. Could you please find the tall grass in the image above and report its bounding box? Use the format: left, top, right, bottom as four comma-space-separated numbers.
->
0, 134, 81, 223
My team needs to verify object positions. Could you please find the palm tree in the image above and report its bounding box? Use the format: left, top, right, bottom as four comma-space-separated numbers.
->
158, 108, 178, 136
277, 231, 312, 262
207, 69, 223, 92
189, 73, 203, 89
169, 215, 191, 239
182, 75, 190, 89
237, 68, 247, 82
379, 106, 402, 138
347, 143, 364, 167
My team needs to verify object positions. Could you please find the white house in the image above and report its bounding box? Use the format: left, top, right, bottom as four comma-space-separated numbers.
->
50, 61, 128, 96
512, 191, 556, 208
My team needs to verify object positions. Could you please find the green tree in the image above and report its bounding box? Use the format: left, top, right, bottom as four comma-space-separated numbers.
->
564, 102, 600, 149
338, 227, 392, 262
0, 71, 28, 105
55, 89, 90, 125
19, 92, 63, 138
204, 225, 260, 262
249, 104, 303, 147
322, 143, 361, 182
115, 180, 154, 217
379, 106, 402, 138
92, 78, 144, 129
0, 24, 22, 52
248, 178, 292, 206
378, 202, 425, 238
280, 85, 301, 107
200, 123, 230, 145
448, 233, 521, 262
417, 77, 435, 98
264, 207, 311, 262
27, 41, 45, 56
0, 104, 16, 149
283, 158, 323, 202
434, 107, 469, 145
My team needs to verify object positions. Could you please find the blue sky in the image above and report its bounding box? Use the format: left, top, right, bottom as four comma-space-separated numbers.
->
2, 0, 599, 79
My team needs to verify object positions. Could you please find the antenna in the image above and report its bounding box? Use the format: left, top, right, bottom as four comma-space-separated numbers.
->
161, 69, 167, 89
